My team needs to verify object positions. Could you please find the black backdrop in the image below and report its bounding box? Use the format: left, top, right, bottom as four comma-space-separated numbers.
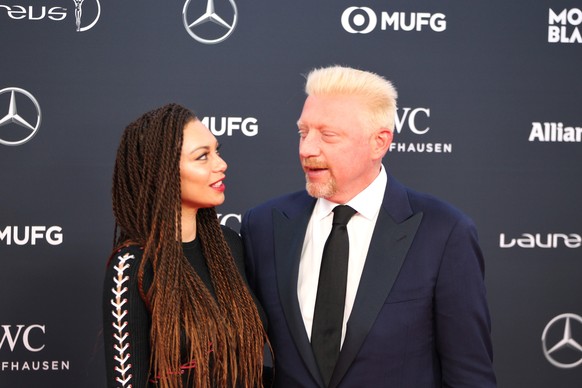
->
1, 1, 581, 386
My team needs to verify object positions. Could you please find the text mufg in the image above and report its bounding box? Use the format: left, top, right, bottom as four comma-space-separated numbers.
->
0, 226, 63, 245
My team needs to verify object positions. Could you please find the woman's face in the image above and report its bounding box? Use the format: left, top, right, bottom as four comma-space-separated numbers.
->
179, 119, 227, 213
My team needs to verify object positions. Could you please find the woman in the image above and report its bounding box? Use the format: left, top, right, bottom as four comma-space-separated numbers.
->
103, 103, 267, 387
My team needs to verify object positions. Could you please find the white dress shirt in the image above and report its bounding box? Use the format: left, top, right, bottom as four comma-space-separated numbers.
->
298, 165, 388, 347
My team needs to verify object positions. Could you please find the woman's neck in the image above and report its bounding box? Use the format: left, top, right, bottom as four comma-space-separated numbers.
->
181, 208, 197, 242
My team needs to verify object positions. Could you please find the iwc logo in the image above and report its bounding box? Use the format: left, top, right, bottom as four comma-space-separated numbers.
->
0, 87, 41, 146
542, 313, 582, 369
182, 0, 237, 44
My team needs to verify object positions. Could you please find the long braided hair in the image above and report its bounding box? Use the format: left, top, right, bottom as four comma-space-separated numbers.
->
111, 103, 265, 387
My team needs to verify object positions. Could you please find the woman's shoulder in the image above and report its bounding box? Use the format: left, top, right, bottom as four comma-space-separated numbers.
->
220, 225, 242, 247
106, 244, 145, 273
220, 225, 241, 243
220, 225, 244, 262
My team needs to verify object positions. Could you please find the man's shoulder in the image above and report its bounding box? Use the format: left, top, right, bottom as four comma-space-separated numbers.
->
399, 183, 474, 228
248, 190, 312, 213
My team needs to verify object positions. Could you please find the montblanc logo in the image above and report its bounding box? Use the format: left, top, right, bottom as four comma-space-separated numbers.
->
0, 226, 64, 246
341, 6, 446, 34
499, 233, 582, 249
548, 8, 582, 43
529, 122, 582, 143
201, 116, 258, 137
0, 0, 101, 32
389, 107, 452, 154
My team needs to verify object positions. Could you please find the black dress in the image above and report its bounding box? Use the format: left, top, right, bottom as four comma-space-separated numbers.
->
102, 226, 267, 387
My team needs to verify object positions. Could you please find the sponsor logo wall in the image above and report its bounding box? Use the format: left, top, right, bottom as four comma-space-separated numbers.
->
1, 0, 580, 386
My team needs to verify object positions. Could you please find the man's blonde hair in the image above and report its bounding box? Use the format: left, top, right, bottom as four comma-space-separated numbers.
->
305, 65, 398, 133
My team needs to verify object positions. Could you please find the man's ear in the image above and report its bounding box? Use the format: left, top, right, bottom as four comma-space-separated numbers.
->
371, 128, 393, 159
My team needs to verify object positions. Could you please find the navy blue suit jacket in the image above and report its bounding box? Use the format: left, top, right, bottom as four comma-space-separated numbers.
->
241, 174, 496, 387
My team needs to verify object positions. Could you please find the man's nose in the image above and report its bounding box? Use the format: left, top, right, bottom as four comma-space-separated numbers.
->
299, 132, 320, 158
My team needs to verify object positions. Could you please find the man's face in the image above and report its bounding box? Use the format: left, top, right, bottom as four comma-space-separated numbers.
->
297, 94, 381, 204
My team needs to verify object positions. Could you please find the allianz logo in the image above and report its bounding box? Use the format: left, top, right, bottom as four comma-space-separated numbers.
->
529, 122, 582, 143
499, 233, 582, 248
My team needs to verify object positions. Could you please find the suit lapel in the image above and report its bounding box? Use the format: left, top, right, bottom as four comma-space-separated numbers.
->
272, 197, 324, 386
329, 175, 423, 388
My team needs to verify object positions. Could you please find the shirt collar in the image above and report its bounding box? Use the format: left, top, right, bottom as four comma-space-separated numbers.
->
314, 165, 387, 221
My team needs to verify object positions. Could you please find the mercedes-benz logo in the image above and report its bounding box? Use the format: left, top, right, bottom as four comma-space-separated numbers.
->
542, 313, 582, 369
0, 88, 42, 146
182, 0, 238, 44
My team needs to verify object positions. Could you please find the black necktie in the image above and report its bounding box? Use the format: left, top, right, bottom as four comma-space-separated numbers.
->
311, 205, 357, 386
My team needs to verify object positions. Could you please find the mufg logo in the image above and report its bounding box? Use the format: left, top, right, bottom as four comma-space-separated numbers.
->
0, 226, 64, 246
341, 6, 446, 34
201, 116, 258, 137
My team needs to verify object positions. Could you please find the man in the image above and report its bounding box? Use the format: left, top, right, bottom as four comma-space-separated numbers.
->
241, 65, 496, 387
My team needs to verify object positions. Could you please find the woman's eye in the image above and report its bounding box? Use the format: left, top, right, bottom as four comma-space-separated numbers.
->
196, 153, 208, 161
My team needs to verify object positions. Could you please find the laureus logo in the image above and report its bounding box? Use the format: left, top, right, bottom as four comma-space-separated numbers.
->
0, 0, 100, 32
72, 0, 101, 32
